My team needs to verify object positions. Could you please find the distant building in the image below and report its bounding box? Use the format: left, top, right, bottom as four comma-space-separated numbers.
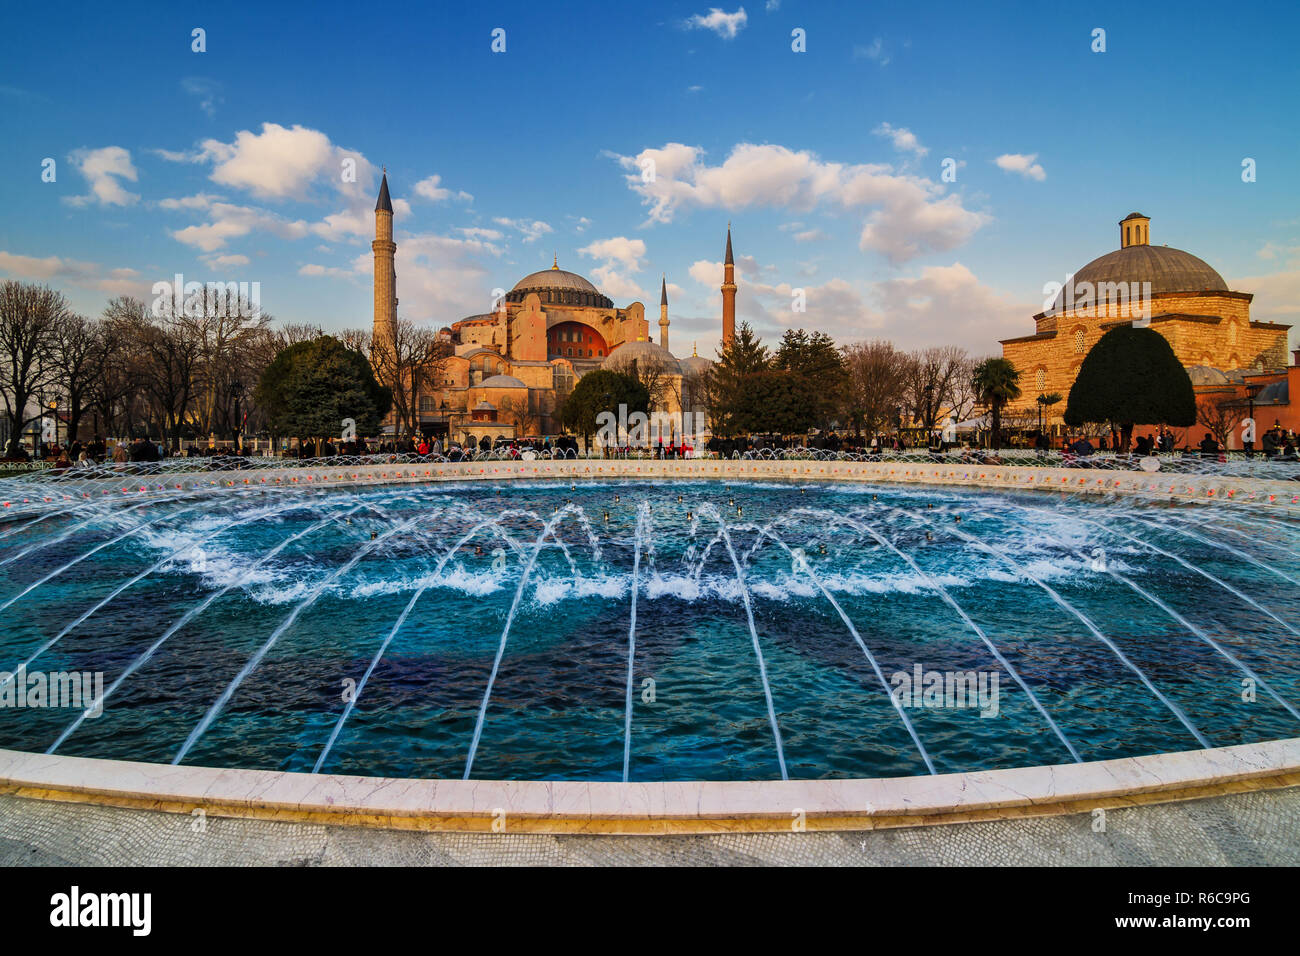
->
1001, 213, 1293, 440
370, 176, 720, 444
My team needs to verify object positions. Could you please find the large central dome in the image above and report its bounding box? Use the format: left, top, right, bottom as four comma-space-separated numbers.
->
511, 268, 599, 295
1052, 244, 1228, 313
507, 263, 612, 308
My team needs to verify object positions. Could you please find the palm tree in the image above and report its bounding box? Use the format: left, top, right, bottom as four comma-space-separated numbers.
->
972, 358, 1022, 450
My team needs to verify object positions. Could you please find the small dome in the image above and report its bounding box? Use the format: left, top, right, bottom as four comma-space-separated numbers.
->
1186, 365, 1229, 387
478, 374, 527, 389
1257, 380, 1289, 404
680, 355, 713, 376
603, 340, 682, 375
474, 400, 496, 411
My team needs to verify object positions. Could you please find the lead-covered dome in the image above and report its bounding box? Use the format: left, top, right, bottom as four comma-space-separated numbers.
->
506, 263, 613, 308
603, 339, 682, 375
1053, 245, 1228, 313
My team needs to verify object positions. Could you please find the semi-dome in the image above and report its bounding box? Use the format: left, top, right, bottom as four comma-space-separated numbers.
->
1052, 245, 1228, 313
477, 374, 527, 389
506, 261, 613, 308
603, 339, 682, 375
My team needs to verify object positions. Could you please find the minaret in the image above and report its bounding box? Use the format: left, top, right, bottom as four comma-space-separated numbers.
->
658, 275, 670, 350
721, 223, 736, 348
372, 172, 397, 348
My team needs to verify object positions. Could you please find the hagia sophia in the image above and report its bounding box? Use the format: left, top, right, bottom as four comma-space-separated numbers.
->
371, 174, 719, 446
1000, 212, 1296, 444
372, 171, 1297, 448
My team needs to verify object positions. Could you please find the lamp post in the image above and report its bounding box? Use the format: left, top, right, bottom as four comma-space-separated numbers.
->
48, 398, 59, 453
229, 380, 242, 454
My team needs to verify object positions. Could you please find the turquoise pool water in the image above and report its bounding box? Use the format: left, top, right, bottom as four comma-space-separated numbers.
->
0, 479, 1296, 781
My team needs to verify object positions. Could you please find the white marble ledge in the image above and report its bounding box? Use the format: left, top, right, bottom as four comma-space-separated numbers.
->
0, 738, 1296, 825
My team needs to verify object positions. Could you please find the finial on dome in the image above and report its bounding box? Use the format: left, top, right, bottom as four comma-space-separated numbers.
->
552, 253, 558, 270
693, 341, 698, 357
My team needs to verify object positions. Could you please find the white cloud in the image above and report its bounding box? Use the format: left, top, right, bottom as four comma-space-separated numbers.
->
579, 236, 646, 271
171, 202, 310, 252
615, 141, 987, 264
579, 236, 648, 300
157, 193, 220, 211
414, 174, 472, 203
853, 38, 890, 66
793, 229, 829, 242
994, 153, 1046, 181
66, 146, 139, 207
1231, 269, 1300, 347
202, 253, 250, 268
684, 7, 748, 39
197, 123, 349, 199
0, 250, 144, 296
493, 217, 553, 243
459, 227, 504, 241
873, 122, 928, 157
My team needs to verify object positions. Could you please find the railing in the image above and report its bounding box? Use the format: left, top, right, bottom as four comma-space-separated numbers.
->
3, 445, 1298, 485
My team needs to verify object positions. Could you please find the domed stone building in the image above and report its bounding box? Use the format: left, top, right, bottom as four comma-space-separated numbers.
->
371, 175, 729, 444
1001, 213, 1292, 424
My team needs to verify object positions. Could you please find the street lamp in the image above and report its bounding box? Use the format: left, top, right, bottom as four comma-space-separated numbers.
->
229, 380, 243, 454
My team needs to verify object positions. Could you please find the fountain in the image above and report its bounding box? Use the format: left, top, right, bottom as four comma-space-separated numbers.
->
0, 465, 1295, 791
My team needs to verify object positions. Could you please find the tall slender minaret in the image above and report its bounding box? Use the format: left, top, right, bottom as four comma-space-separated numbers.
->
372, 172, 397, 348
658, 275, 670, 350
721, 223, 736, 348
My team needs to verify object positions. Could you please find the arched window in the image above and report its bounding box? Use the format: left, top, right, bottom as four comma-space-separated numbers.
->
1035, 368, 1045, 390
1074, 329, 1086, 354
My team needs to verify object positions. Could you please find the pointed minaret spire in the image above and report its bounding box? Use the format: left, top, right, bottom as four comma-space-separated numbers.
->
552, 252, 559, 270
658, 273, 670, 351
721, 223, 736, 348
375, 172, 393, 213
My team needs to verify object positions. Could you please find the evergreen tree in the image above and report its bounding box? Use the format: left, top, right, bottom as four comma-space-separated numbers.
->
1064, 326, 1196, 449
255, 336, 391, 445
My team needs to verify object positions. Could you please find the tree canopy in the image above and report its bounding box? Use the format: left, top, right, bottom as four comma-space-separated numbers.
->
560, 368, 649, 447
1064, 326, 1196, 432
255, 335, 391, 441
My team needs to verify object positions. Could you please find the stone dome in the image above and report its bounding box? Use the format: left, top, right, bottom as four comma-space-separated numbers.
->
1186, 365, 1229, 387
1053, 244, 1228, 313
507, 262, 613, 308
680, 355, 713, 377
478, 374, 527, 389
603, 339, 682, 376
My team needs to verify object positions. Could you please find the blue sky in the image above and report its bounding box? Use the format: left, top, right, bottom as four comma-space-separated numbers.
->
1, 0, 1297, 356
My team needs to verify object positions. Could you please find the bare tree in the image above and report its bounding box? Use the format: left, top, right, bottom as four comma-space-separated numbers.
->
840, 341, 907, 436
902, 346, 971, 432
50, 312, 100, 443
361, 320, 452, 439
1197, 397, 1242, 450
0, 281, 65, 455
